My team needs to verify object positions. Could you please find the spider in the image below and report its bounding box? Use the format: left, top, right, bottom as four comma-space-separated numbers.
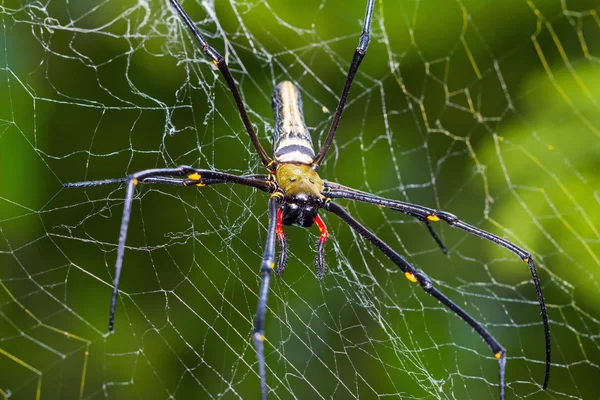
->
64, 1, 551, 399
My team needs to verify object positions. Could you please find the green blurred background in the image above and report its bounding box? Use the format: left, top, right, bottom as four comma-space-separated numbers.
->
1, 0, 600, 398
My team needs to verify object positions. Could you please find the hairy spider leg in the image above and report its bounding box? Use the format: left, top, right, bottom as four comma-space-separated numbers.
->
275, 209, 288, 276
325, 201, 507, 400
324, 181, 449, 255
64, 166, 273, 331
314, 215, 329, 280
253, 195, 282, 400
324, 184, 550, 390
312, 0, 375, 168
168, 0, 272, 169
424, 218, 448, 254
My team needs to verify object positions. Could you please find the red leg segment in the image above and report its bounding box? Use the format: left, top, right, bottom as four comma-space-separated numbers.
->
275, 209, 288, 276
314, 215, 328, 279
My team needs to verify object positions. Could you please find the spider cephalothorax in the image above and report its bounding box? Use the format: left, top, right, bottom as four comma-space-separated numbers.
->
275, 163, 324, 227
64, 1, 551, 399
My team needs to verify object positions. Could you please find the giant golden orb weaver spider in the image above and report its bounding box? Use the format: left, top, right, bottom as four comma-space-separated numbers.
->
65, 1, 551, 398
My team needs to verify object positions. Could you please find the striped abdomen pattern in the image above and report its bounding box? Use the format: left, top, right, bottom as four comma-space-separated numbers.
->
271, 81, 315, 164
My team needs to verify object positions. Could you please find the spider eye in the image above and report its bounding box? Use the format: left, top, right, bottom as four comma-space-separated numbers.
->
290, 177, 297, 182
309, 179, 315, 184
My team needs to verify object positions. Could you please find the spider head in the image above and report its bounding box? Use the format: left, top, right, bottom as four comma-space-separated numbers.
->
281, 194, 321, 227
275, 163, 324, 227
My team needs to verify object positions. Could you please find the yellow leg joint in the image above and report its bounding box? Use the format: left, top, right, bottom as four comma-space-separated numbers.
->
133, 178, 139, 186
523, 258, 529, 263
495, 352, 502, 359
188, 172, 201, 180
427, 215, 440, 222
260, 334, 265, 342
270, 262, 275, 269
404, 272, 418, 283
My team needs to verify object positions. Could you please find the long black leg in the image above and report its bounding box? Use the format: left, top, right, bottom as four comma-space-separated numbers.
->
312, 0, 375, 168
424, 218, 448, 254
324, 201, 507, 400
63, 177, 129, 188
65, 168, 274, 193
324, 183, 551, 389
63, 166, 274, 332
325, 181, 449, 254
168, 0, 273, 170
108, 179, 136, 331
253, 194, 281, 400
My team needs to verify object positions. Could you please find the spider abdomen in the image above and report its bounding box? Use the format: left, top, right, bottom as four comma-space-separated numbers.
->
271, 81, 315, 164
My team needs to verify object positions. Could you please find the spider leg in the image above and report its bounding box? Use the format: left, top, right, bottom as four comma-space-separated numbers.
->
275, 209, 288, 277
312, 0, 375, 168
406, 211, 449, 254
168, 0, 273, 169
65, 168, 273, 192
324, 200, 507, 400
424, 218, 448, 255
107, 178, 136, 332
253, 194, 282, 400
324, 183, 551, 390
63, 177, 129, 187
314, 215, 329, 280
145, 173, 273, 188
63, 166, 274, 331
324, 181, 449, 254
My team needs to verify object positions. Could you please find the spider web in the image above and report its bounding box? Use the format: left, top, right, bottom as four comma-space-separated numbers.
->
1, 0, 600, 398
